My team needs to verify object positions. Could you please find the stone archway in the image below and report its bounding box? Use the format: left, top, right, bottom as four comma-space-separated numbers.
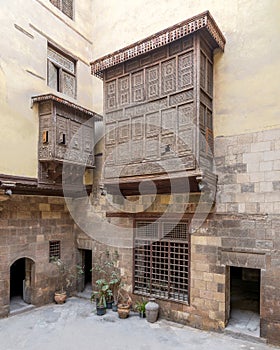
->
10, 257, 35, 305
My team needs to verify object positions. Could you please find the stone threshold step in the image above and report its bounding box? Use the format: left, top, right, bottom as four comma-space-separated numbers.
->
224, 329, 267, 345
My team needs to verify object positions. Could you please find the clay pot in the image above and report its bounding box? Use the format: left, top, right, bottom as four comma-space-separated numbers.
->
117, 303, 130, 318
145, 298, 159, 323
54, 291, 67, 304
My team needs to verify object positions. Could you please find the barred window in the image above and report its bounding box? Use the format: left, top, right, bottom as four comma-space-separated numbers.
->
50, 0, 73, 19
49, 240, 61, 261
134, 220, 189, 303
47, 45, 76, 99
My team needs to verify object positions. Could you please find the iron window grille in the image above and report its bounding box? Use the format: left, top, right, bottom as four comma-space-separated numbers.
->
47, 45, 76, 99
50, 0, 73, 19
49, 240, 61, 261
134, 220, 189, 303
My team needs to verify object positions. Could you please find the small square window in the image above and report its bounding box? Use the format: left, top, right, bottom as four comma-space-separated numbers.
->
49, 240, 61, 261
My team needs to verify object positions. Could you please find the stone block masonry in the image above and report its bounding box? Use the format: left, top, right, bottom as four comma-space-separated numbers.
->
0, 195, 76, 317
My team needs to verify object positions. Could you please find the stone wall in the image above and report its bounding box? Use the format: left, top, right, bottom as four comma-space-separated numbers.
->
215, 127, 280, 345
0, 195, 76, 317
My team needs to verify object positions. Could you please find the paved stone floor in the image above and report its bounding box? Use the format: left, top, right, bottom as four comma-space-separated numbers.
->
0, 298, 277, 350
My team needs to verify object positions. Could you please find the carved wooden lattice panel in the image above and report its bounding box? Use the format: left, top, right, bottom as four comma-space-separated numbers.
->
178, 52, 193, 89
161, 108, 176, 135
118, 76, 130, 106
161, 58, 176, 95
105, 122, 117, 145
146, 65, 159, 100
132, 116, 144, 140
145, 136, 159, 160
62, 71, 75, 99
118, 119, 130, 143
132, 71, 145, 102
145, 112, 160, 137
106, 80, 117, 110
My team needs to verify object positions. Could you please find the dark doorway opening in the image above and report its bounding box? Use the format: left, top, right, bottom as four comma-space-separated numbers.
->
10, 258, 25, 298
227, 266, 261, 337
230, 267, 260, 313
84, 249, 92, 285
78, 249, 92, 292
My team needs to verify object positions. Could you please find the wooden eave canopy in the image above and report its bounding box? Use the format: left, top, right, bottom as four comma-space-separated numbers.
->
90, 11, 225, 79
31, 93, 102, 121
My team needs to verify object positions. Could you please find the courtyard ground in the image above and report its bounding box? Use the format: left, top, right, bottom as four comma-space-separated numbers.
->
0, 297, 277, 350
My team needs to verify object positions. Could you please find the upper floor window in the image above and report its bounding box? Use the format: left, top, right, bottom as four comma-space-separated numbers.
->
47, 45, 76, 99
50, 0, 73, 19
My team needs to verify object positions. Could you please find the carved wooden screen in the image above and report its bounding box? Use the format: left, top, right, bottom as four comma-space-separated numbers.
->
134, 221, 189, 302
37, 99, 94, 186
103, 36, 197, 181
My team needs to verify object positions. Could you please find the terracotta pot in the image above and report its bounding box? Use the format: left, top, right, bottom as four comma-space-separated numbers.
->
54, 291, 67, 304
117, 303, 130, 318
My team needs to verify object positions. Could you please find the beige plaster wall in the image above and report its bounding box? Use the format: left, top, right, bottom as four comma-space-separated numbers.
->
0, 0, 95, 177
91, 0, 280, 136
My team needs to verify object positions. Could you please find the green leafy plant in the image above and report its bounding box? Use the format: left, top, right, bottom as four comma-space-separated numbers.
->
135, 298, 148, 313
90, 279, 112, 307
91, 249, 122, 304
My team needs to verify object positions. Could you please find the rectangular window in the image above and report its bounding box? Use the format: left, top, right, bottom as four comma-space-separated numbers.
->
50, 0, 73, 19
49, 240, 61, 261
47, 45, 76, 99
134, 220, 189, 302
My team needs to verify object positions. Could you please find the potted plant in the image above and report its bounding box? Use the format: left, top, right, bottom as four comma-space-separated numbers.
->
91, 249, 122, 311
117, 288, 132, 319
51, 257, 84, 304
90, 279, 112, 316
134, 298, 148, 318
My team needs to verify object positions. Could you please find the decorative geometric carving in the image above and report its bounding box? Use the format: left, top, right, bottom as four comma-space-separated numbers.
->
106, 80, 117, 110
131, 140, 144, 161
145, 136, 159, 160
178, 129, 194, 154
83, 125, 93, 153
146, 65, 159, 100
161, 58, 176, 95
132, 117, 144, 140
106, 110, 124, 122
125, 98, 168, 118
170, 90, 193, 106
105, 146, 116, 165
106, 122, 117, 145
178, 52, 193, 89
48, 46, 75, 74
118, 119, 130, 143
70, 121, 81, 150
132, 71, 144, 102
146, 112, 160, 137
117, 142, 130, 164
56, 115, 68, 145
161, 108, 176, 134
118, 76, 130, 106
178, 103, 194, 129
62, 71, 76, 99
200, 52, 206, 90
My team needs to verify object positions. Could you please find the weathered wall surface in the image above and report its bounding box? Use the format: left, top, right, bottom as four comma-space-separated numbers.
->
0, 195, 76, 317
0, 0, 96, 178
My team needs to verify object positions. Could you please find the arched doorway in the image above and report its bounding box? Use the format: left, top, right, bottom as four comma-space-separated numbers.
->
10, 257, 35, 306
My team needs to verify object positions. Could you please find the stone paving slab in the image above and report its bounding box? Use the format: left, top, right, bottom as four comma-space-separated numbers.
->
0, 298, 278, 350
